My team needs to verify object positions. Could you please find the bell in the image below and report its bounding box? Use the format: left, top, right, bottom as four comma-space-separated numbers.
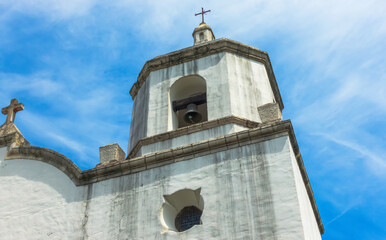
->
184, 103, 202, 124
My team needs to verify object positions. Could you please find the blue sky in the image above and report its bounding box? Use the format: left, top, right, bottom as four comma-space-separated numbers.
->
0, 0, 385, 239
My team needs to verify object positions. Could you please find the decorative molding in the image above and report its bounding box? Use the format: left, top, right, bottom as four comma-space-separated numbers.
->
129, 38, 284, 110
286, 122, 325, 235
127, 115, 260, 159
2, 120, 323, 234
5, 146, 82, 186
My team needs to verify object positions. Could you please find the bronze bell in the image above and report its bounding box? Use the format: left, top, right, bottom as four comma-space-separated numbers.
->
184, 103, 202, 124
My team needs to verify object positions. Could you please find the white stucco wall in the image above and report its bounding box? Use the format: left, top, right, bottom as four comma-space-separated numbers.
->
147, 53, 231, 135
83, 135, 305, 239
0, 135, 321, 240
0, 147, 6, 166
128, 79, 150, 153
128, 52, 277, 154
128, 53, 230, 153
226, 53, 276, 122
0, 152, 86, 239
290, 145, 323, 240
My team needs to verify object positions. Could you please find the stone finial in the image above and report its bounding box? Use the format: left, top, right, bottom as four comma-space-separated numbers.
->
257, 103, 282, 123
192, 23, 215, 45
2, 98, 24, 124
99, 143, 125, 164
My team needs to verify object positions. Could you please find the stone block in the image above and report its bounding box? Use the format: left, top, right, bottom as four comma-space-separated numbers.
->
257, 103, 282, 123
99, 143, 125, 164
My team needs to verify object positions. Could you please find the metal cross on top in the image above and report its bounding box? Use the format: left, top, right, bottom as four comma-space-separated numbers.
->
1, 99, 24, 124
195, 7, 211, 24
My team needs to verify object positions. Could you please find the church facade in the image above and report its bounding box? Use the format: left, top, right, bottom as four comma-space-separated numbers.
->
0, 22, 324, 239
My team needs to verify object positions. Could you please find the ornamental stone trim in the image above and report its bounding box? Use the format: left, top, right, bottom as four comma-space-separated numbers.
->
2, 120, 324, 234
129, 38, 284, 110
127, 115, 259, 159
5, 146, 82, 185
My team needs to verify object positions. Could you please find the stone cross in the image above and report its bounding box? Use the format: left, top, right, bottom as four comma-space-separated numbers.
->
1, 99, 24, 124
195, 7, 211, 24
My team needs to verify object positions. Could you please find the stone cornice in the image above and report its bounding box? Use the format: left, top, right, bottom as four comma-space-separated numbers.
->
127, 115, 260, 159
286, 123, 325, 235
129, 38, 284, 110
5, 146, 82, 186
0, 123, 30, 148
3, 120, 323, 234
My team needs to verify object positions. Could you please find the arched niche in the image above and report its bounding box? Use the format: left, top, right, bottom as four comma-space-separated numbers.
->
199, 32, 204, 41
169, 75, 208, 130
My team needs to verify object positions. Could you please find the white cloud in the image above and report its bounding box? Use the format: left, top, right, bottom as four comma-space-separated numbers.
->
0, 72, 62, 97
318, 132, 386, 177
325, 199, 361, 226
0, 70, 131, 167
1, 0, 97, 20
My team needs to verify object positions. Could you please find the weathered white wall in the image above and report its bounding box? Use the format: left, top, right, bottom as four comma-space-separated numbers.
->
0, 136, 321, 240
85, 135, 309, 239
0, 153, 86, 239
128, 52, 276, 154
290, 145, 323, 240
227, 54, 276, 122
0, 147, 6, 166
129, 53, 230, 153
128, 79, 150, 153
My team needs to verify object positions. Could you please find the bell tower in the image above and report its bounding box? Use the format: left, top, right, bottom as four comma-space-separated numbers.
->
127, 21, 283, 157
126, 19, 324, 239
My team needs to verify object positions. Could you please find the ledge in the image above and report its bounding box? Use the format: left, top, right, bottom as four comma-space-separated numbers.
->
129, 38, 284, 110
127, 115, 259, 159
2, 120, 323, 234
5, 146, 82, 185
286, 122, 325, 235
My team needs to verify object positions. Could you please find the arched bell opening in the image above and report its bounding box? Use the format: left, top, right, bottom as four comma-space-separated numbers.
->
169, 75, 208, 130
